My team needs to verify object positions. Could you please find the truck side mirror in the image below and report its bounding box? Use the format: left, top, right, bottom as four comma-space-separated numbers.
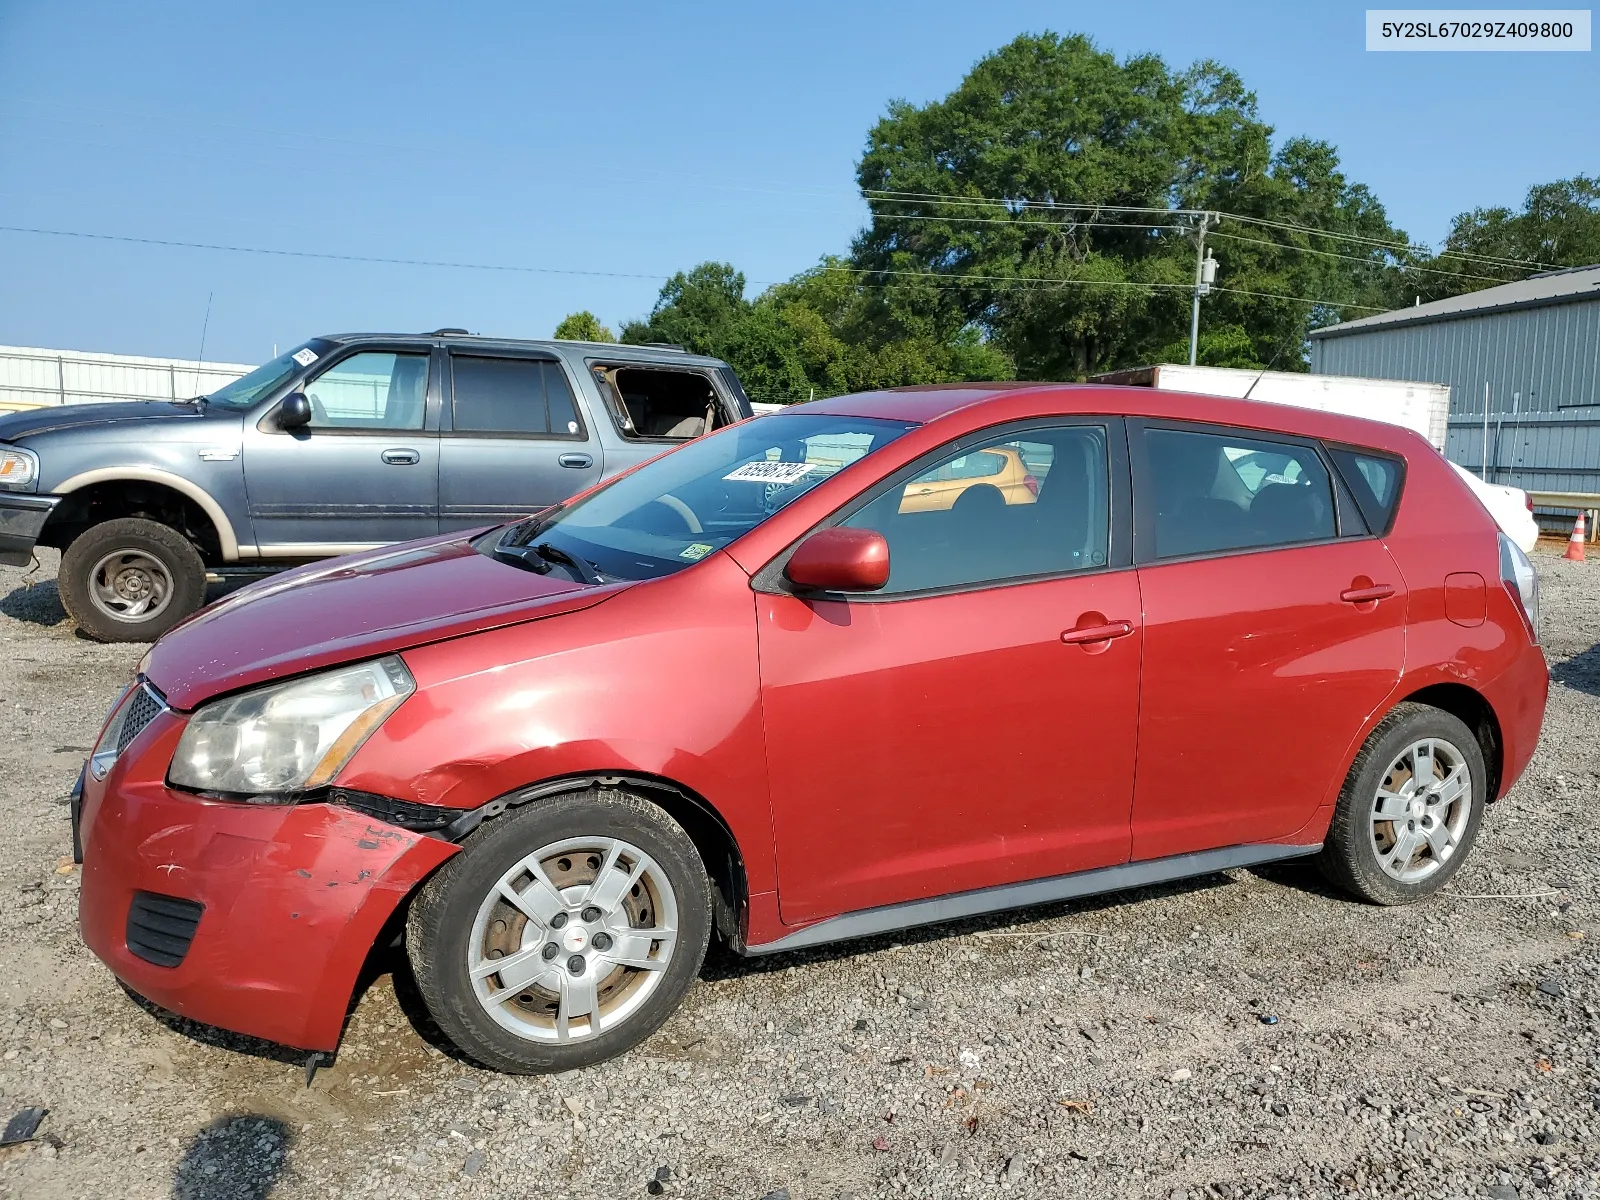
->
278, 392, 312, 430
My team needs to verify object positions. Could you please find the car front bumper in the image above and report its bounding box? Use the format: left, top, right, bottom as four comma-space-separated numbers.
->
77, 711, 458, 1052
0, 492, 59, 566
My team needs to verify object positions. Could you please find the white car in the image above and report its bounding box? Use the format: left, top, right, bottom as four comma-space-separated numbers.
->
1451, 461, 1539, 553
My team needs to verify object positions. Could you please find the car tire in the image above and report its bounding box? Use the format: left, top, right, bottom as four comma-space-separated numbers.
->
58, 518, 208, 643
406, 787, 712, 1074
1316, 702, 1487, 905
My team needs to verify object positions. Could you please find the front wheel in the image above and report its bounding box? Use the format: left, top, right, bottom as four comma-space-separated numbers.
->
58, 518, 208, 643
406, 788, 712, 1073
1316, 702, 1486, 905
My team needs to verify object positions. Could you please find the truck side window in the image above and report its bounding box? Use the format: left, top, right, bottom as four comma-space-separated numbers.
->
304, 352, 428, 431
452, 357, 584, 438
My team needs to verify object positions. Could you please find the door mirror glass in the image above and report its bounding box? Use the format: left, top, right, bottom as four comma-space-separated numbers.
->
278, 392, 312, 430
786, 528, 890, 592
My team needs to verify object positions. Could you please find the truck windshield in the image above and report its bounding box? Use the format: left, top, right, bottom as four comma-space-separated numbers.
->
204, 344, 322, 409
481, 413, 914, 583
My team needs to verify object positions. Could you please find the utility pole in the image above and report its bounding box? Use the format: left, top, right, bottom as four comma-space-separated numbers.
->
1188, 212, 1218, 366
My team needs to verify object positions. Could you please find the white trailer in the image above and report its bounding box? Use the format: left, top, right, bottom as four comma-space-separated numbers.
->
1095, 363, 1451, 452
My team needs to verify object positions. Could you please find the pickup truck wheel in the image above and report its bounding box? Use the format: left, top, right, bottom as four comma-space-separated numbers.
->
407, 788, 712, 1073
59, 518, 207, 643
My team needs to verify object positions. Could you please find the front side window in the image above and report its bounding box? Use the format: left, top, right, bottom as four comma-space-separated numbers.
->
839, 425, 1110, 594
452, 356, 582, 437
481, 414, 913, 582
1143, 426, 1334, 560
303, 351, 428, 431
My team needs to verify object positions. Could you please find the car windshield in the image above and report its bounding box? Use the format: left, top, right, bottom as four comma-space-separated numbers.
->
203, 344, 321, 409
482, 413, 914, 583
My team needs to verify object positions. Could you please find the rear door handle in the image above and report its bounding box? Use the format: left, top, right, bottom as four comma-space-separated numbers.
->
559, 453, 594, 469
381, 448, 420, 466
1061, 620, 1134, 645
1340, 584, 1395, 604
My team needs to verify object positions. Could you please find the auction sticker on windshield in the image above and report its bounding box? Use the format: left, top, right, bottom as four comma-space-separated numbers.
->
678, 543, 714, 561
724, 461, 815, 484
291, 347, 319, 366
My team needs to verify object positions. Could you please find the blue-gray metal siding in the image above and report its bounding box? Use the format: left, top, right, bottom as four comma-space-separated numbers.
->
1310, 297, 1600, 493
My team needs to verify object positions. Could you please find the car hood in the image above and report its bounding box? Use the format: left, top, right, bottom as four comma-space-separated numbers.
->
144, 533, 626, 710
0, 400, 208, 441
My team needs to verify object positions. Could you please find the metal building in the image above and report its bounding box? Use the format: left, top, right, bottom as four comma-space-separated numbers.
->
1309, 264, 1600, 495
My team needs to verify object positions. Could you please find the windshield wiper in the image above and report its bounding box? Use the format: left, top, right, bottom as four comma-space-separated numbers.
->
529, 541, 603, 585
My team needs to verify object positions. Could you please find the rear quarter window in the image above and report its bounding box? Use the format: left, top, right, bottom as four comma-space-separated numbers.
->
1329, 448, 1406, 534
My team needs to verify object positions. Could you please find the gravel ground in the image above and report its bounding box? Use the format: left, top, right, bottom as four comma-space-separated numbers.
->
1, 545, 1597, 1200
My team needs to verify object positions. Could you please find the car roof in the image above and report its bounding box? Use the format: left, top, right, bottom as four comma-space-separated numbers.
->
796, 382, 1430, 457
321, 332, 729, 369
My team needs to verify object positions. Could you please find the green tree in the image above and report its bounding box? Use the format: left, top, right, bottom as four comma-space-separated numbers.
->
553, 311, 615, 342
851, 32, 1415, 377
1413, 176, 1600, 301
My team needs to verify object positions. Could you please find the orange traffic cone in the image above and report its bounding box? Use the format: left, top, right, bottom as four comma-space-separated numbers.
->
1565, 512, 1587, 562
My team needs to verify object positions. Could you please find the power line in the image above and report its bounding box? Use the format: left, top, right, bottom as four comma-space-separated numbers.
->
0, 223, 1389, 316
1219, 212, 1555, 273
1208, 228, 1515, 284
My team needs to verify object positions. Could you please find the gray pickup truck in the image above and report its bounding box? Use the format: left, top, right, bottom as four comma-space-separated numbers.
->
0, 330, 753, 641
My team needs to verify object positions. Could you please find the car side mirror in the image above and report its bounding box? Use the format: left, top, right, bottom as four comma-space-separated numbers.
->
278, 392, 312, 430
785, 528, 889, 592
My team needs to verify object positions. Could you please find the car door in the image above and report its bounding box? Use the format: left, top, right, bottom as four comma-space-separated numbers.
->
1127, 420, 1407, 862
241, 346, 439, 552
757, 419, 1142, 925
437, 350, 604, 531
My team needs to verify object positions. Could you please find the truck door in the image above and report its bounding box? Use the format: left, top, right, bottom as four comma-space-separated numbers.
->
438, 351, 604, 532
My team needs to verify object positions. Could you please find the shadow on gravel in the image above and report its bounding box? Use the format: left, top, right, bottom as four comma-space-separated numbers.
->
1552, 642, 1600, 697
0, 575, 66, 626
172, 1114, 291, 1200
118, 984, 307, 1067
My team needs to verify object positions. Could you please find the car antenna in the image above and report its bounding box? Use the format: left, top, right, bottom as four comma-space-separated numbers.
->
190, 290, 213, 402
1240, 341, 1288, 402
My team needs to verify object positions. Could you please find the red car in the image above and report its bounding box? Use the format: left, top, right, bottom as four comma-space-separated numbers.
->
76, 384, 1548, 1073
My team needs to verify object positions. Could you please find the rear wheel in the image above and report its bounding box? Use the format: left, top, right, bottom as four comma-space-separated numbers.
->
1317, 702, 1485, 905
58, 518, 207, 643
407, 788, 712, 1073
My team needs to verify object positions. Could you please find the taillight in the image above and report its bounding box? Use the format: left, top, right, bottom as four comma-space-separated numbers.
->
1524, 493, 1534, 512
1022, 473, 1040, 497
1498, 532, 1540, 642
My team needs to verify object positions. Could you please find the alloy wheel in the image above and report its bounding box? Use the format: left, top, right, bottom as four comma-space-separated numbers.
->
467, 836, 679, 1043
88, 549, 175, 623
1369, 737, 1473, 883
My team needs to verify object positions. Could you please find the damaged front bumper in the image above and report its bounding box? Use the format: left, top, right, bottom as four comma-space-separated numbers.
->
76, 711, 458, 1052
0, 493, 59, 566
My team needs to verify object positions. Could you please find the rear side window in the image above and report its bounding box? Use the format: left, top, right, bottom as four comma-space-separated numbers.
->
452, 357, 583, 437
1141, 426, 1335, 560
1329, 448, 1405, 533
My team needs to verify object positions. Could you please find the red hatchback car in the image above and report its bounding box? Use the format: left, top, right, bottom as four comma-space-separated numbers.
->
76, 384, 1548, 1073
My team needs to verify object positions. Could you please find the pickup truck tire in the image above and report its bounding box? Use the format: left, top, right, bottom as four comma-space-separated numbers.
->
59, 518, 207, 643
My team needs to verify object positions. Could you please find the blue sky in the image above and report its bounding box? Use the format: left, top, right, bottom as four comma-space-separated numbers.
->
1, 0, 1595, 365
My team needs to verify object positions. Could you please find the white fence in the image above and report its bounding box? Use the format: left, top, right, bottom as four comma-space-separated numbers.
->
0, 344, 255, 411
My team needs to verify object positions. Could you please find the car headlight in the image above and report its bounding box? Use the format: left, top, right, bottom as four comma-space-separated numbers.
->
169, 656, 414, 798
0, 447, 39, 491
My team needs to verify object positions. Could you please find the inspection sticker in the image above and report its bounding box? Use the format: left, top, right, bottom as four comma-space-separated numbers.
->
678, 542, 714, 561
291, 347, 319, 367
724, 461, 815, 485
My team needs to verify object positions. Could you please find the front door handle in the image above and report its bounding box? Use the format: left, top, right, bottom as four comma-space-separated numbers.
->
559, 452, 594, 469
1340, 583, 1395, 604
1061, 620, 1134, 645
381, 448, 420, 466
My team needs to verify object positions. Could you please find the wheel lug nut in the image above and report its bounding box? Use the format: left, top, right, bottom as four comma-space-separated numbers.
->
541, 943, 559, 961
567, 955, 585, 975
592, 931, 612, 951
581, 906, 601, 923
550, 912, 568, 929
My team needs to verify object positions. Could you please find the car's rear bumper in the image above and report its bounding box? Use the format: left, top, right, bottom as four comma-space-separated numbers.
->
77, 712, 456, 1052
0, 492, 59, 566
1483, 634, 1549, 799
